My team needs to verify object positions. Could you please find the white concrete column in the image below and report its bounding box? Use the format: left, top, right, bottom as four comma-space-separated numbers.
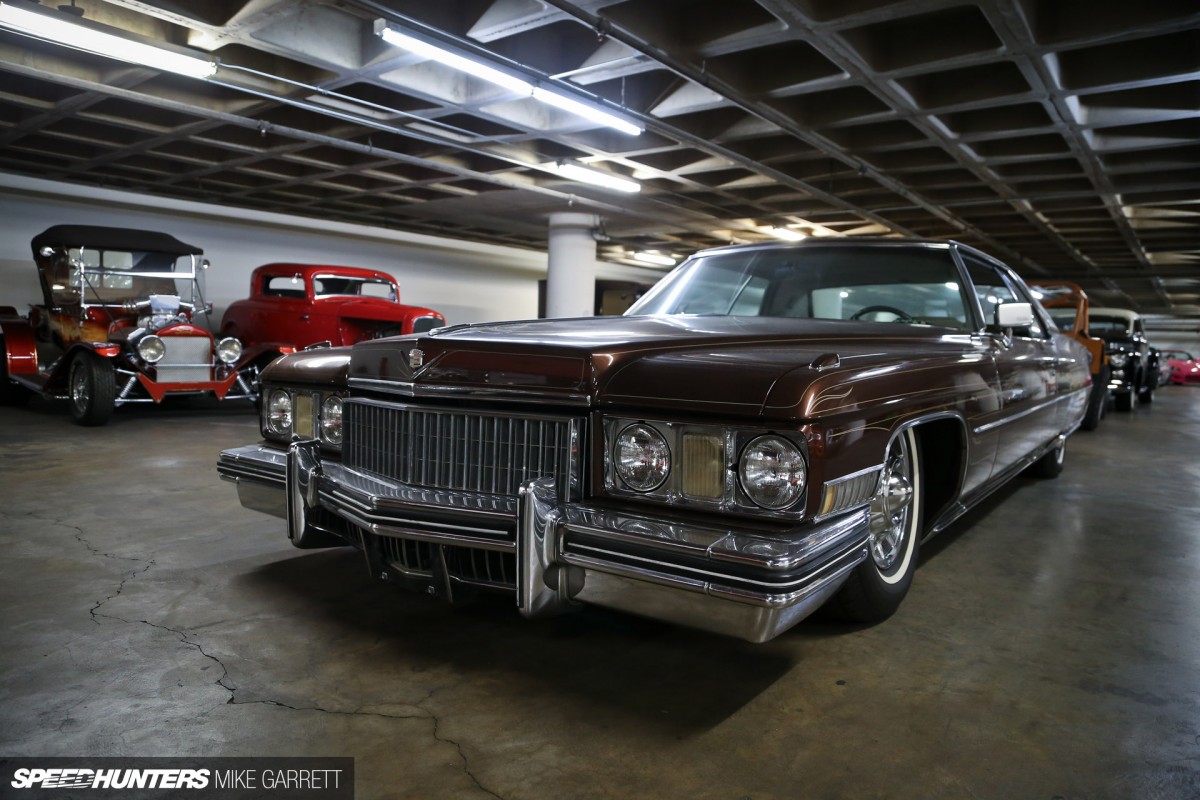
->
545, 212, 598, 318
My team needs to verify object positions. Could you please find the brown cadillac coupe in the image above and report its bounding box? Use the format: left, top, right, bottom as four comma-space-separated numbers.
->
218, 239, 1089, 642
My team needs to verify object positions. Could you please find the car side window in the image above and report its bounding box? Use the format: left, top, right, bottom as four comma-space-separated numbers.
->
964, 259, 1016, 326
963, 257, 1048, 339
264, 275, 306, 299
995, 269, 1050, 339
1008, 284, 1049, 339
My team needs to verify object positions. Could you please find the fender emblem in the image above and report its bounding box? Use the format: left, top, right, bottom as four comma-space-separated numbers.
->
408, 348, 424, 369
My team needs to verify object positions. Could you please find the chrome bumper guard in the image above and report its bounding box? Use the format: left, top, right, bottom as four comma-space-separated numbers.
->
218, 440, 871, 642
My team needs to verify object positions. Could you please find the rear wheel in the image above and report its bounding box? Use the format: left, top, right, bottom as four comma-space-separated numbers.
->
68, 351, 115, 426
1080, 367, 1109, 431
830, 427, 923, 622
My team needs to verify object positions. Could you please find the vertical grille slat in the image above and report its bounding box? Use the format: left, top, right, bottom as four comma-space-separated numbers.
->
155, 336, 212, 383
345, 401, 578, 497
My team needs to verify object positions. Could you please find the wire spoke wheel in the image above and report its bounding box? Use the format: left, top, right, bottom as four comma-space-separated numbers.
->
69, 360, 90, 413
830, 427, 923, 621
67, 351, 115, 426
869, 441, 916, 577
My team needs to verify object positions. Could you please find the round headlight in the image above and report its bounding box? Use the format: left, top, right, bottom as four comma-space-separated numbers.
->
216, 337, 243, 365
320, 395, 343, 445
266, 389, 293, 434
738, 435, 807, 510
136, 334, 165, 364
1108, 353, 1127, 367
614, 423, 671, 492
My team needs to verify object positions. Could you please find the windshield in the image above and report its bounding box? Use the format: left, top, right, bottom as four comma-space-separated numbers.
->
1089, 316, 1132, 341
626, 245, 973, 330
313, 275, 396, 300
48, 247, 202, 309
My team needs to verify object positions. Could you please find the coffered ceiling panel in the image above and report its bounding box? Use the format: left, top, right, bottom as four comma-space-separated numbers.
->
0, 0, 1197, 321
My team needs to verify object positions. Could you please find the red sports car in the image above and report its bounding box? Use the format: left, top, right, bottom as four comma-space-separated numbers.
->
1163, 350, 1200, 385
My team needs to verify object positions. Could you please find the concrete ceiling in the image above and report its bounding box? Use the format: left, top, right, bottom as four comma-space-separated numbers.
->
1, 0, 1197, 323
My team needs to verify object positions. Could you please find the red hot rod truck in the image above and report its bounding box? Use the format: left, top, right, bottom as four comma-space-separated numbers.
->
219, 263, 445, 375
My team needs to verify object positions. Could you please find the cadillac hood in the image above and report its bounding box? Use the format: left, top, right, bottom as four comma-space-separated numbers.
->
342, 315, 988, 420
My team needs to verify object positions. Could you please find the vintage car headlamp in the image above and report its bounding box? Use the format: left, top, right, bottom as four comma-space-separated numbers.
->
738, 435, 807, 509
320, 396, 343, 445
1108, 353, 1127, 367
136, 334, 165, 364
216, 337, 243, 365
266, 389, 293, 434
614, 423, 671, 492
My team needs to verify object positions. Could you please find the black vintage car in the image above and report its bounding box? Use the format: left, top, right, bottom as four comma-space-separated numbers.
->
218, 239, 1089, 642
1087, 307, 1156, 411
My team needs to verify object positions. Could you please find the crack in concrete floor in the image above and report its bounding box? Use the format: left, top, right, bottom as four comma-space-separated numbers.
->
70, 525, 503, 799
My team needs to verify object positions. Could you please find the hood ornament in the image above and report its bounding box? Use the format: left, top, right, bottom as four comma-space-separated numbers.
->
408, 348, 425, 369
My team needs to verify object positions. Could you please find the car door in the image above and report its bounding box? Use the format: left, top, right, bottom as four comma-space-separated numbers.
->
962, 256, 1060, 480
260, 272, 311, 346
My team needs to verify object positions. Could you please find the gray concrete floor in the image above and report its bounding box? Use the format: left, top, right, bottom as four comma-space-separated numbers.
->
1, 389, 1198, 800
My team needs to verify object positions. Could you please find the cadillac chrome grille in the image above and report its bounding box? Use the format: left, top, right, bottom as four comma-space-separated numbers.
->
156, 336, 212, 383
344, 400, 578, 497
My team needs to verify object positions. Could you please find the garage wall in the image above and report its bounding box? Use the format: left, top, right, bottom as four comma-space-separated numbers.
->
1152, 337, 1200, 358
0, 174, 663, 326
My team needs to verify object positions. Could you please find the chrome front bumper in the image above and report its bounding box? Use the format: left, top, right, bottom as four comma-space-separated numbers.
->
218, 441, 870, 642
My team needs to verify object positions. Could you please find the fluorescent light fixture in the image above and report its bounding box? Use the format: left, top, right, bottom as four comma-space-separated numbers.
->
0, 1, 216, 78
544, 161, 640, 193
531, 87, 642, 136
769, 227, 807, 241
375, 20, 640, 136
633, 251, 676, 267
376, 25, 532, 94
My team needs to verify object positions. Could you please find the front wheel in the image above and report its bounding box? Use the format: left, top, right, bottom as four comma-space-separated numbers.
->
830, 427, 923, 622
1114, 389, 1135, 412
68, 351, 115, 426
1137, 377, 1155, 404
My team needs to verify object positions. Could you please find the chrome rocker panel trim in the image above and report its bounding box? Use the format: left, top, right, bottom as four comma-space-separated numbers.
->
217, 441, 871, 642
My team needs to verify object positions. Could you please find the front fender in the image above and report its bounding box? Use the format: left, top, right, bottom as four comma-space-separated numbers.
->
39, 342, 121, 394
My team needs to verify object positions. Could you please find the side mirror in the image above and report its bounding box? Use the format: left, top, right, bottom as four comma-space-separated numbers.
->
995, 302, 1034, 329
